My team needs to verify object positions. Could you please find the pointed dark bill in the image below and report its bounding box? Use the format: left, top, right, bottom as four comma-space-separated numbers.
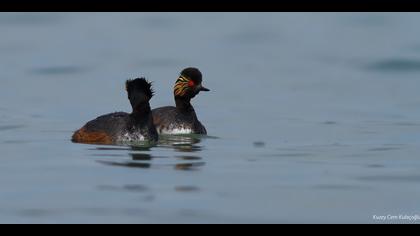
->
200, 86, 210, 92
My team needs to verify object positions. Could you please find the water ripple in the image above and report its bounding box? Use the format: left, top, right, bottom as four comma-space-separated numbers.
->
366, 59, 420, 72
367, 147, 402, 152
97, 184, 149, 193
29, 66, 90, 76
0, 125, 24, 131
358, 175, 420, 183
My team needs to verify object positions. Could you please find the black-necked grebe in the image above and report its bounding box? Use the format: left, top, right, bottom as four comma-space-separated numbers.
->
152, 67, 210, 135
72, 78, 158, 144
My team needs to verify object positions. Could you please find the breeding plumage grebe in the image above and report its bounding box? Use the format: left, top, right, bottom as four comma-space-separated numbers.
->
72, 78, 158, 144
152, 67, 210, 135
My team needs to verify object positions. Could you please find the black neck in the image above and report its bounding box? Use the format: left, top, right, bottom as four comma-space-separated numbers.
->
175, 97, 194, 113
131, 102, 151, 121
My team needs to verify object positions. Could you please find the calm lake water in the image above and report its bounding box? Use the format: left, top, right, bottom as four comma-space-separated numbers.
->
2, 13, 420, 223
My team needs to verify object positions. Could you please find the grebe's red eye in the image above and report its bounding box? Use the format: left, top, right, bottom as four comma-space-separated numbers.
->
188, 80, 195, 87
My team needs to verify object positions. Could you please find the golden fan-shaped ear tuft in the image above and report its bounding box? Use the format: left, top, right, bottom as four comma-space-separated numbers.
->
174, 76, 190, 97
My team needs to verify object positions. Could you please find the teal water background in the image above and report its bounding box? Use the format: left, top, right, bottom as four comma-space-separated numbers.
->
1, 13, 420, 223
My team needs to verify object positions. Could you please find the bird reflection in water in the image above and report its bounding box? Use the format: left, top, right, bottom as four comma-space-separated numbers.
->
158, 134, 203, 152
95, 134, 205, 171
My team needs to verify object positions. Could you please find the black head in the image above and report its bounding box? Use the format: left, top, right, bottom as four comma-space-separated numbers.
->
126, 78, 154, 109
174, 67, 210, 99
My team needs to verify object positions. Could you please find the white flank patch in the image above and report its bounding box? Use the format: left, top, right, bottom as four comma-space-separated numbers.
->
118, 132, 146, 142
161, 127, 193, 135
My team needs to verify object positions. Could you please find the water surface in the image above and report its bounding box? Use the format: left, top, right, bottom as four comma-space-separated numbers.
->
1, 13, 420, 223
